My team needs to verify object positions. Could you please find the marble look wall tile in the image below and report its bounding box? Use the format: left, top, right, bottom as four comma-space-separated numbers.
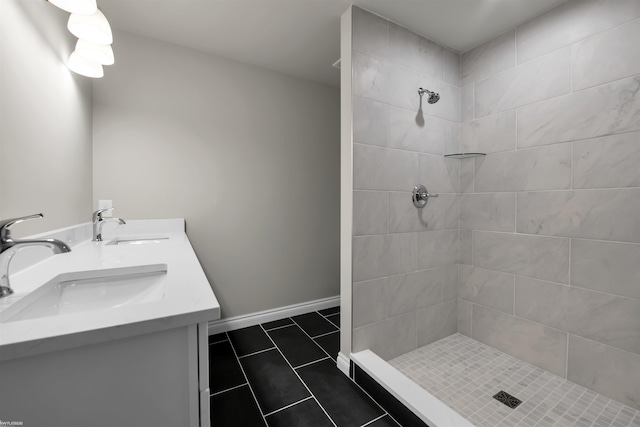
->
457, 298, 472, 337
388, 106, 444, 155
459, 229, 472, 265
572, 132, 640, 189
516, 0, 640, 64
461, 84, 474, 123
352, 51, 392, 104
353, 191, 388, 236
459, 159, 474, 194
472, 305, 567, 377
443, 121, 460, 156
417, 229, 458, 270
571, 239, 640, 300
474, 144, 571, 192
460, 110, 516, 154
353, 97, 389, 147
474, 48, 571, 118
419, 154, 459, 194
354, 144, 418, 191
353, 277, 388, 328
388, 192, 457, 233
473, 231, 570, 283
461, 29, 515, 86
517, 76, 640, 148
352, 6, 389, 59
442, 265, 458, 301
388, 22, 444, 80
417, 300, 457, 347
387, 268, 444, 317
572, 20, 640, 91
387, 61, 423, 111
353, 233, 417, 282
568, 335, 640, 410
459, 193, 515, 232
515, 277, 640, 354
353, 311, 417, 360
516, 189, 640, 243
459, 265, 514, 314
444, 49, 461, 86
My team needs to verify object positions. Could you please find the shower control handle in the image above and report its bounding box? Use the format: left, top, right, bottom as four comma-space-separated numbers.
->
412, 184, 438, 208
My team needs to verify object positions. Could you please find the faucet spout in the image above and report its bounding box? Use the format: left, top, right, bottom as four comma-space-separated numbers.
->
0, 214, 71, 298
92, 208, 126, 242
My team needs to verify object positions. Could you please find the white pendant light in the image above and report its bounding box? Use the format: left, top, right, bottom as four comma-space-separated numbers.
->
68, 51, 104, 78
68, 9, 113, 45
75, 39, 114, 65
49, 0, 97, 15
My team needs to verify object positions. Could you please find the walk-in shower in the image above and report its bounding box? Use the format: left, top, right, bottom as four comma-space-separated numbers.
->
346, 3, 640, 426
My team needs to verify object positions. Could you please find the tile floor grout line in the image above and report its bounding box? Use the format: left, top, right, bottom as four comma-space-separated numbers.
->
293, 356, 331, 370
311, 329, 340, 340
237, 346, 277, 359
208, 331, 229, 345
225, 332, 271, 427
293, 311, 339, 339
290, 315, 338, 349
259, 323, 338, 427
314, 337, 336, 360
263, 322, 296, 332
262, 396, 314, 418
359, 414, 387, 427
209, 382, 248, 397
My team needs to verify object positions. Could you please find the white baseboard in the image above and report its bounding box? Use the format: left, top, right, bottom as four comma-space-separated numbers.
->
208, 295, 340, 335
336, 352, 350, 376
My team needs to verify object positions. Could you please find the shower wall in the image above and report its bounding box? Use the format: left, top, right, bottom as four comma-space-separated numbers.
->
457, 0, 640, 409
350, 7, 462, 360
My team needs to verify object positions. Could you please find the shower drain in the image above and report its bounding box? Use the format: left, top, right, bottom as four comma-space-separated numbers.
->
493, 390, 523, 409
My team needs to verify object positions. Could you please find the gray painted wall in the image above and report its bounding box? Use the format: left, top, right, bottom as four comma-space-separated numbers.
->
0, 0, 93, 237
92, 31, 340, 318
458, 0, 640, 409
349, 7, 461, 361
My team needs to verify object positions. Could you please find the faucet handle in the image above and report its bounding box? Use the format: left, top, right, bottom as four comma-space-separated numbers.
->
0, 213, 43, 242
93, 207, 114, 221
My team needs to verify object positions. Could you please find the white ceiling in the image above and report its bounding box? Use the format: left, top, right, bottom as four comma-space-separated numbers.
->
98, 0, 570, 87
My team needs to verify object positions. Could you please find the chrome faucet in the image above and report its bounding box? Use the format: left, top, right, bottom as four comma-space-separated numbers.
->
92, 208, 126, 242
0, 213, 71, 298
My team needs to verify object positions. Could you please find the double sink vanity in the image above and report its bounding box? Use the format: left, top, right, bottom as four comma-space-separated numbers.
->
0, 216, 220, 427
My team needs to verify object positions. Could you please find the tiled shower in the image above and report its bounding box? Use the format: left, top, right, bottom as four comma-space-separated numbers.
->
348, 0, 640, 420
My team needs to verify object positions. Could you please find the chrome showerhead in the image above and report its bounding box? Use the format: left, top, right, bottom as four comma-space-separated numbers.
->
418, 87, 440, 104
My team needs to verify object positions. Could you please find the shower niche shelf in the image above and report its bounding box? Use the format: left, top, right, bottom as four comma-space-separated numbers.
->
444, 152, 486, 159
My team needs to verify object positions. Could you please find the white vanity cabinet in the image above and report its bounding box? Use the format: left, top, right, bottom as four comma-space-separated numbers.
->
0, 322, 211, 427
0, 220, 219, 426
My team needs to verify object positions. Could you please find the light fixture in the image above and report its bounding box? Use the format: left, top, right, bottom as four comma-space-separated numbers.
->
75, 39, 114, 65
68, 9, 113, 45
68, 51, 104, 78
48, 0, 97, 15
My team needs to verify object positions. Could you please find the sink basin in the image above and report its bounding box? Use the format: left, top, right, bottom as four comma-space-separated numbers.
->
0, 264, 168, 323
107, 237, 169, 246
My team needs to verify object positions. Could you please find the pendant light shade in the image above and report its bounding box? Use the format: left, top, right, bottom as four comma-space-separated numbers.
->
49, 0, 97, 15
68, 9, 113, 45
75, 39, 114, 65
68, 51, 104, 78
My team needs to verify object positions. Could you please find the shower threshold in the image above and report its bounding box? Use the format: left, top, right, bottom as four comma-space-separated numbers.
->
352, 334, 640, 427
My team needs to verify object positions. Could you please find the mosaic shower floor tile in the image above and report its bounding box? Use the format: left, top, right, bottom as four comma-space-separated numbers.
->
389, 334, 640, 427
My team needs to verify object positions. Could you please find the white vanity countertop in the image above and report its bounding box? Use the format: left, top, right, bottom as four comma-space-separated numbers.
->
0, 219, 220, 362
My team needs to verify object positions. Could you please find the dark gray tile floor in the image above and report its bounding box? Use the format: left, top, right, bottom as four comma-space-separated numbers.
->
209, 308, 401, 427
